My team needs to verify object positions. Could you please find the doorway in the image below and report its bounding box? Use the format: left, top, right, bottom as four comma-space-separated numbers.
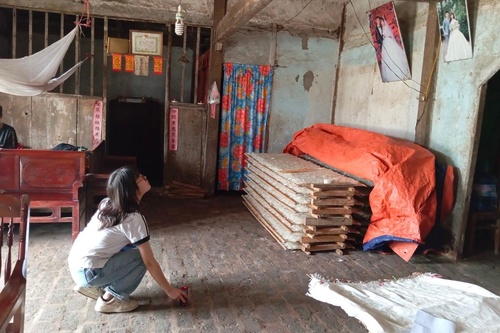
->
104, 18, 212, 186
466, 70, 500, 255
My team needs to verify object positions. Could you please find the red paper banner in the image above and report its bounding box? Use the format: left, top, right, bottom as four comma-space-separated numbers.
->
153, 56, 163, 75
111, 54, 122, 72
169, 108, 179, 151
125, 54, 135, 72
92, 100, 103, 150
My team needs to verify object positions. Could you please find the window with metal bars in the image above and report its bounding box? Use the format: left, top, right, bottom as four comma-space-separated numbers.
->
0, 6, 211, 104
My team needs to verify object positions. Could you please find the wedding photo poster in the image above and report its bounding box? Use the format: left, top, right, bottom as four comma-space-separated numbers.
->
367, 1, 411, 83
437, 0, 473, 62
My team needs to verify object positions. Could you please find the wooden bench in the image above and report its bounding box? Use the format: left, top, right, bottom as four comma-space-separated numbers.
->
0, 149, 85, 239
0, 193, 29, 333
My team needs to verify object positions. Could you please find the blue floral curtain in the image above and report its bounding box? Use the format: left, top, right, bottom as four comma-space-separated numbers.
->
217, 63, 273, 191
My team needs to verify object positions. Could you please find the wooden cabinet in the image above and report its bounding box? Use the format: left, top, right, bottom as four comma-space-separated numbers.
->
107, 99, 164, 186
165, 103, 206, 186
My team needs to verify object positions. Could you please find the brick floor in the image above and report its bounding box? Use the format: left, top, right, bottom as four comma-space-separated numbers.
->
23, 191, 500, 333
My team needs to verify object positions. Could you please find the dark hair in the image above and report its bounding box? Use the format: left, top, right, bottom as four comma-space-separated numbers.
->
0, 105, 3, 117
98, 166, 141, 229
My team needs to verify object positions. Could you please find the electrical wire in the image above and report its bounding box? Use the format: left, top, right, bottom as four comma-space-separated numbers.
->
349, 0, 424, 95
284, 0, 315, 23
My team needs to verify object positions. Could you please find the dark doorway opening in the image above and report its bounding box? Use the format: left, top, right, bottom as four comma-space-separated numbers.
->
466, 70, 500, 256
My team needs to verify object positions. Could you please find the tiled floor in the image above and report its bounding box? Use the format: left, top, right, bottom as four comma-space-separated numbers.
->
21, 191, 500, 332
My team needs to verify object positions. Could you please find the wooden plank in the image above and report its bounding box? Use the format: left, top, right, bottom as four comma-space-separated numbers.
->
216, 0, 274, 42
415, 4, 439, 145
244, 180, 309, 227
311, 197, 356, 207
243, 197, 286, 249
246, 153, 364, 191
307, 183, 357, 190
280, 168, 318, 174
244, 185, 303, 232
243, 197, 302, 250
309, 206, 352, 215
305, 226, 348, 235
302, 234, 347, 243
305, 216, 352, 226
246, 163, 310, 205
302, 243, 346, 251
167, 104, 206, 186
311, 196, 369, 208
171, 181, 206, 191
331, 4, 346, 124
309, 189, 354, 198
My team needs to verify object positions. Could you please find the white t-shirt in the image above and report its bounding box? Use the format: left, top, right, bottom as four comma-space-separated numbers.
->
68, 200, 150, 269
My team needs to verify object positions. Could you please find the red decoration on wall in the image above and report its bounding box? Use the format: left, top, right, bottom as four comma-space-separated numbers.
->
153, 56, 163, 74
169, 108, 179, 151
111, 54, 122, 72
125, 54, 135, 72
92, 100, 103, 150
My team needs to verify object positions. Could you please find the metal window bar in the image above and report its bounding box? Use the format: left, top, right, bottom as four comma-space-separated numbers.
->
193, 27, 201, 104
180, 26, 188, 102
44, 12, 49, 48
3, 6, 208, 101
59, 13, 64, 93
12, 8, 16, 58
75, 15, 80, 95
90, 21, 95, 96
28, 10, 32, 55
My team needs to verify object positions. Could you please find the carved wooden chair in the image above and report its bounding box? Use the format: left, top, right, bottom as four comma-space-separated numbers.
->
0, 194, 30, 333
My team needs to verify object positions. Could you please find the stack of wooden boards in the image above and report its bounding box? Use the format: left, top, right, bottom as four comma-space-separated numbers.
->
243, 153, 372, 255
164, 181, 207, 198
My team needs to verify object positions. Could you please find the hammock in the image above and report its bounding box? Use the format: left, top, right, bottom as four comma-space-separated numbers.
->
0, 26, 86, 96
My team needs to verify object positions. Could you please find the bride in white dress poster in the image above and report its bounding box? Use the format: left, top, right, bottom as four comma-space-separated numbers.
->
444, 12, 472, 62
379, 17, 411, 82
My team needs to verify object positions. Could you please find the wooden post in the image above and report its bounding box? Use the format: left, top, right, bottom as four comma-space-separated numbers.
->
201, 0, 226, 194
414, 4, 439, 146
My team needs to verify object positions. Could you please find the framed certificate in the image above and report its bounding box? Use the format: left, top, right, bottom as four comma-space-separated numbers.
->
129, 30, 163, 56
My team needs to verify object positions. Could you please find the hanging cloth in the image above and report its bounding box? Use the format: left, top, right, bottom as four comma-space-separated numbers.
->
0, 26, 85, 96
217, 63, 273, 191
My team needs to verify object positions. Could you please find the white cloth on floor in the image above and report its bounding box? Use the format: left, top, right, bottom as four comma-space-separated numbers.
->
307, 272, 500, 333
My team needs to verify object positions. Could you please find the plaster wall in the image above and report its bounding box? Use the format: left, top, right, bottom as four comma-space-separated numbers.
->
336, 1, 428, 141
270, 32, 338, 152
224, 30, 339, 153
429, 0, 500, 254
338, 0, 500, 256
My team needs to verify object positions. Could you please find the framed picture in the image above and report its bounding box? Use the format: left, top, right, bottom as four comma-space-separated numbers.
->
129, 30, 163, 56
436, 0, 473, 62
367, 1, 411, 83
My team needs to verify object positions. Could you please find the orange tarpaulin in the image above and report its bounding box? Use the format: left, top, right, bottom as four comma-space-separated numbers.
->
284, 124, 437, 261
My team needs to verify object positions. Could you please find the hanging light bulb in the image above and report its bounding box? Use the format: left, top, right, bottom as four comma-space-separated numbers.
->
175, 4, 184, 36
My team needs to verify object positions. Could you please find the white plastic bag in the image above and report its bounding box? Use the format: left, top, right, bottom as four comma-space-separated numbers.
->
208, 81, 220, 104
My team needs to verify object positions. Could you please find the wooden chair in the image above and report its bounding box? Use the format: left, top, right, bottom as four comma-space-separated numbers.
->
467, 196, 500, 256
0, 194, 30, 333
83, 173, 109, 224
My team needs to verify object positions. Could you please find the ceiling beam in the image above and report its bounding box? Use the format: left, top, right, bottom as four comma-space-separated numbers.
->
216, 0, 275, 42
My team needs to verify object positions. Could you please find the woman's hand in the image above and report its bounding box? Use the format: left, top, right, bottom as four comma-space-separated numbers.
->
137, 242, 188, 304
166, 286, 187, 303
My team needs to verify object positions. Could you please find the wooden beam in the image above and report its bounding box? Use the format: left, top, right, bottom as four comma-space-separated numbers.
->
216, 0, 274, 42
201, 0, 227, 194
414, 4, 439, 146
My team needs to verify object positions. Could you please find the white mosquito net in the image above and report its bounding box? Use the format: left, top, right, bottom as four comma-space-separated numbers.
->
0, 26, 86, 96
